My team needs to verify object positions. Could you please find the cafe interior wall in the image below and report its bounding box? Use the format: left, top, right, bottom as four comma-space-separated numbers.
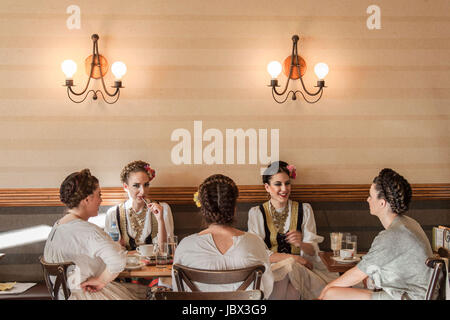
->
0, 0, 448, 188
0, 1, 449, 281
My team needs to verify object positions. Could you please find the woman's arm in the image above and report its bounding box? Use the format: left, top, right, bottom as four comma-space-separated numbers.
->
150, 202, 167, 247
80, 268, 119, 293
318, 266, 368, 299
269, 252, 313, 270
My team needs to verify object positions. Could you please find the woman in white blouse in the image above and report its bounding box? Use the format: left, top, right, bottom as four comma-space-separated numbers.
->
248, 161, 338, 300
173, 174, 274, 298
104, 160, 174, 250
44, 169, 136, 300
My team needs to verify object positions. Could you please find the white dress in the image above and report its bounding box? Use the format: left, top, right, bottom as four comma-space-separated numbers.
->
43, 219, 137, 300
248, 201, 339, 300
104, 200, 174, 245
172, 232, 274, 299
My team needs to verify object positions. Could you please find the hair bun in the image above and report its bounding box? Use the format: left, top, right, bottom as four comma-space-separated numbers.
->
59, 169, 99, 209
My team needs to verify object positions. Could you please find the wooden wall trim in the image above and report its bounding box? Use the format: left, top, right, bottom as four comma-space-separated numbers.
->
0, 184, 449, 207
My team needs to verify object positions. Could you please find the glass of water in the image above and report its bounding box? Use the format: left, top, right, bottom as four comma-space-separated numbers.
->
156, 242, 168, 268
168, 235, 178, 262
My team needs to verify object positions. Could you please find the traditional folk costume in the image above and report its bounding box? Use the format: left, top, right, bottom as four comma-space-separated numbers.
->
104, 200, 174, 296
172, 232, 274, 299
104, 199, 174, 250
248, 200, 339, 300
44, 219, 137, 300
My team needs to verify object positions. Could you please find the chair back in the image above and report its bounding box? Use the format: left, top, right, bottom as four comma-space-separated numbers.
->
39, 256, 75, 300
154, 289, 263, 300
173, 264, 265, 292
425, 253, 447, 300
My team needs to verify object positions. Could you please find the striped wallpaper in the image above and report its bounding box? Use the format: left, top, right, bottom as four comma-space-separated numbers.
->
0, 0, 448, 188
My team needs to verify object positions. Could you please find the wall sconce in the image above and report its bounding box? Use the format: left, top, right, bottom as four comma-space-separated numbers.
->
267, 35, 328, 104
61, 34, 126, 104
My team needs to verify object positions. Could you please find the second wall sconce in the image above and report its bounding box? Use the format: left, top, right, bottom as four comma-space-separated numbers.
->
61, 34, 126, 104
267, 35, 328, 104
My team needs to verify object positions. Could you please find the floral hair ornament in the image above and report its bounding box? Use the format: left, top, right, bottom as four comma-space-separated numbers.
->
143, 164, 156, 181
193, 191, 201, 208
286, 164, 297, 179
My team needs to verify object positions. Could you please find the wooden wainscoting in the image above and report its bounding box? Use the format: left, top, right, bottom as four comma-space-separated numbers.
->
0, 184, 449, 207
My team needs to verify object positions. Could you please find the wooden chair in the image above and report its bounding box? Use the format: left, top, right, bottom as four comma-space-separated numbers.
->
39, 256, 75, 300
154, 289, 263, 300
172, 263, 265, 292
425, 248, 449, 300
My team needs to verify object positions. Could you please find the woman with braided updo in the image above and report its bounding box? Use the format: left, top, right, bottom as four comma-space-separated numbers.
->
104, 160, 174, 251
248, 161, 337, 300
172, 174, 274, 298
319, 168, 434, 300
44, 169, 137, 300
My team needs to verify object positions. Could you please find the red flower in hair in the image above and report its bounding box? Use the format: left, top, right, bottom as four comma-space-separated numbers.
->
144, 164, 156, 180
286, 164, 297, 179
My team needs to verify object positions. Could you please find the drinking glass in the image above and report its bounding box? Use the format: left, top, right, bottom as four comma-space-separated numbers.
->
350, 235, 357, 256
330, 232, 343, 257
167, 235, 178, 262
156, 242, 168, 268
342, 233, 352, 249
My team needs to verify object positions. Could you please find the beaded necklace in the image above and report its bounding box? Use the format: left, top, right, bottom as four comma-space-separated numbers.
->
128, 205, 147, 244
269, 201, 289, 233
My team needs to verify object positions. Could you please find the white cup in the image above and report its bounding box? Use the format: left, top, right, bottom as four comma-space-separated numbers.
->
136, 244, 155, 257
340, 249, 354, 260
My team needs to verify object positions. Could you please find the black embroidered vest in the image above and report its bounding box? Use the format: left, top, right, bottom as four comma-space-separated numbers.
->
259, 201, 304, 255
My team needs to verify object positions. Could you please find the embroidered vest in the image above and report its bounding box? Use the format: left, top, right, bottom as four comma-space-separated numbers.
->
259, 200, 304, 255
115, 203, 158, 250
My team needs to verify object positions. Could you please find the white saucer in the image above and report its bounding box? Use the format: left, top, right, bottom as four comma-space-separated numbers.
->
125, 262, 145, 270
332, 256, 360, 264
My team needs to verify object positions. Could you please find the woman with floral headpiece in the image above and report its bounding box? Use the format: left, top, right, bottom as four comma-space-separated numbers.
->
247, 161, 338, 300
104, 160, 174, 251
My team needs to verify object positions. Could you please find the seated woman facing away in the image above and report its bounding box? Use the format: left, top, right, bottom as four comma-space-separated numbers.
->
248, 161, 338, 300
104, 160, 174, 251
44, 169, 137, 300
319, 168, 434, 300
172, 174, 274, 298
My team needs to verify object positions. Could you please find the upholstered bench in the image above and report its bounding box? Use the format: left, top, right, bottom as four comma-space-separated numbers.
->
0, 282, 51, 300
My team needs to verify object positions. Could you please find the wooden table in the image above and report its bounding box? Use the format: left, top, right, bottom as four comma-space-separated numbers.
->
118, 264, 172, 278
118, 251, 172, 278
319, 251, 362, 275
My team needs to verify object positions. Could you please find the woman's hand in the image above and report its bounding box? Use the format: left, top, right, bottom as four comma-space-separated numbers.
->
149, 202, 163, 221
80, 277, 107, 293
285, 230, 303, 248
293, 255, 313, 270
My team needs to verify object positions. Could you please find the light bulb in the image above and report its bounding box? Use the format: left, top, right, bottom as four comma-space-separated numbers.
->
61, 60, 77, 79
111, 61, 127, 80
267, 61, 282, 79
314, 63, 329, 79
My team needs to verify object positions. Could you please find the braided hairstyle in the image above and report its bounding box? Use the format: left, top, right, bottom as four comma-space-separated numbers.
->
373, 168, 412, 215
60, 169, 99, 209
120, 160, 155, 184
198, 174, 239, 226
262, 161, 290, 184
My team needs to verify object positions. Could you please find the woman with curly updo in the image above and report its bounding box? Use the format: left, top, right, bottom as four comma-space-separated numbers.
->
43, 169, 137, 300
104, 160, 174, 251
248, 161, 337, 300
172, 174, 274, 298
319, 168, 433, 300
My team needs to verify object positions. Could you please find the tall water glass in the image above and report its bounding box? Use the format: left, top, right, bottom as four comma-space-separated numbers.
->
156, 242, 168, 268
330, 232, 343, 257
168, 235, 178, 261
350, 235, 357, 256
